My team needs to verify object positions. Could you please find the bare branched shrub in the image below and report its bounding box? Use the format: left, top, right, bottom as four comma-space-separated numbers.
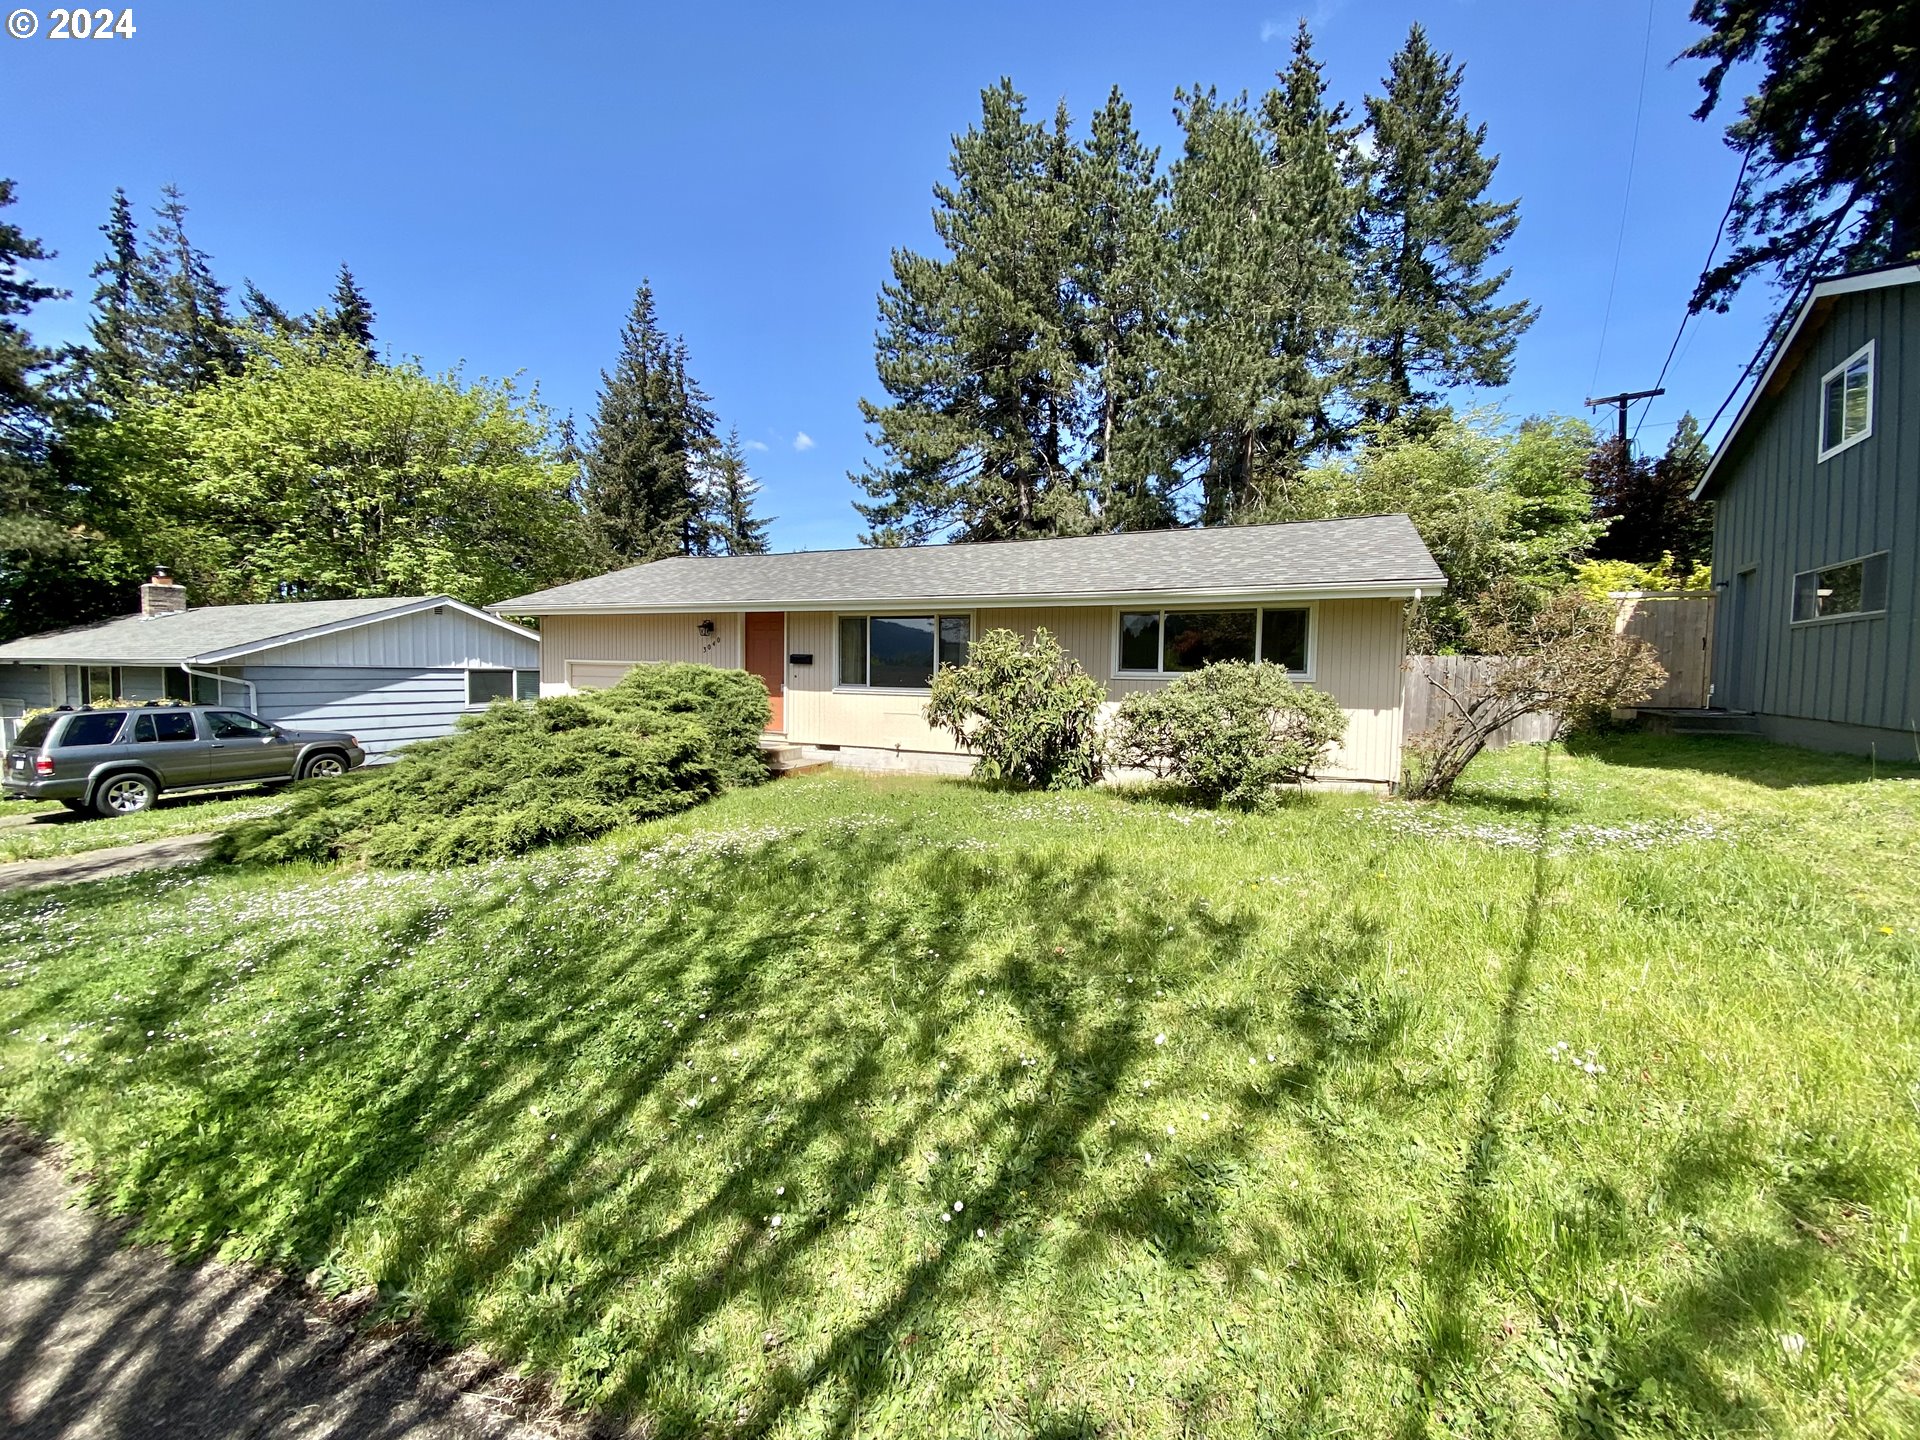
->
1403, 587, 1664, 800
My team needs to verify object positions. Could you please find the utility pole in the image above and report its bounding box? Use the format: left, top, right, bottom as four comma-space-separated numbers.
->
1585, 387, 1665, 448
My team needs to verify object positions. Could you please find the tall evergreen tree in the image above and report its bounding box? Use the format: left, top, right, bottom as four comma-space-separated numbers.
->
854, 81, 1091, 544
0, 181, 127, 640
241, 279, 308, 338
704, 429, 772, 555
145, 184, 241, 392
1075, 88, 1176, 530
1354, 25, 1534, 425
1165, 25, 1359, 523
82, 188, 148, 405
0, 179, 67, 559
1686, 0, 1919, 311
316, 263, 377, 359
582, 284, 716, 562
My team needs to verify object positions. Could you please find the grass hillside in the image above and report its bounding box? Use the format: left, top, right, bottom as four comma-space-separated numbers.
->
1, 735, 1915, 1437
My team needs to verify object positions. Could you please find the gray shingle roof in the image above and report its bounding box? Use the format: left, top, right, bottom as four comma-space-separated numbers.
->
494, 515, 1444, 614
0, 596, 444, 665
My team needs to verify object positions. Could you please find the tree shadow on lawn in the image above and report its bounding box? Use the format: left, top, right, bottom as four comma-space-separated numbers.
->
5, 788, 1908, 1437
3, 819, 1275, 1434
1565, 730, 1920, 789
1379, 745, 1913, 1437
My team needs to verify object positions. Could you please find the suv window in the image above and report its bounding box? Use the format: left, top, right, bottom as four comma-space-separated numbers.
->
60, 712, 128, 747
207, 711, 274, 740
134, 711, 199, 743
13, 715, 53, 749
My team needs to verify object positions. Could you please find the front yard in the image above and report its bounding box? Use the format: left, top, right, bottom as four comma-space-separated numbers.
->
1, 735, 1915, 1436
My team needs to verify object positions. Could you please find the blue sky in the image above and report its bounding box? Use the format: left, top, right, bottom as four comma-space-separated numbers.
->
6, 1, 1770, 552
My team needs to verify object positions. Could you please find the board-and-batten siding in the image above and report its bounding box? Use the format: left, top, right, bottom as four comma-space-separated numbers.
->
555, 599, 1410, 783
1711, 281, 1919, 740
256, 607, 538, 670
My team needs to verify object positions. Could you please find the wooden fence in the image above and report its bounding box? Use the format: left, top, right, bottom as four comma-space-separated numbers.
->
1611, 590, 1715, 709
1402, 655, 1559, 751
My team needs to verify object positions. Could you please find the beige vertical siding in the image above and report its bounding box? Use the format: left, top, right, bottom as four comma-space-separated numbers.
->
541, 612, 742, 690
540, 597, 1410, 783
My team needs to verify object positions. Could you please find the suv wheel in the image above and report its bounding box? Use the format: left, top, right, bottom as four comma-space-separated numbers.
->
93, 773, 157, 818
300, 752, 348, 781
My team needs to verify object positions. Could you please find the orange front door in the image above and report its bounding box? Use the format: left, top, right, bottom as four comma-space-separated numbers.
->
743, 611, 785, 733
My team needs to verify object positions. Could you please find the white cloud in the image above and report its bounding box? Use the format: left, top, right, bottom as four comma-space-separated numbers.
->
1259, 19, 1288, 41
743, 439, 770, 452
792, 432, 816, 452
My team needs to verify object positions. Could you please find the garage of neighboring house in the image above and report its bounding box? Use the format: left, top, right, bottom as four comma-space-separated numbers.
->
0, 572, 540, 755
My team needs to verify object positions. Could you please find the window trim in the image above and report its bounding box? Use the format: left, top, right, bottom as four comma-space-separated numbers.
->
1112, 603, 1316, 681
1789, 550, 1890, 626
833, 611, 977, 693
1817, 340, 1874, 462
465, 667, 531, 707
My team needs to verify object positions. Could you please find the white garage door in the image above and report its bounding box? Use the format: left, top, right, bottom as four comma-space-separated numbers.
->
566, 661, 638, 690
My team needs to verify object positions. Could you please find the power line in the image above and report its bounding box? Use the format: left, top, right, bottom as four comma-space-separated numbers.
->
1588, 0, 1657, 398
1630, 142, 1754, 446
1697, 195, 1860, 445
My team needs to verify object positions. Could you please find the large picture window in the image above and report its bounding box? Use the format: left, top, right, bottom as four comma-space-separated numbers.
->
1792, 552, 1889, 623
1116, 606, 1311, 676
836, 614, 973, 689
1819, 342, 1874, 460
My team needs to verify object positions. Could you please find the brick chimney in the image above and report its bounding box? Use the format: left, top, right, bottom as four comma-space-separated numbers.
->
140, 567, 188, 619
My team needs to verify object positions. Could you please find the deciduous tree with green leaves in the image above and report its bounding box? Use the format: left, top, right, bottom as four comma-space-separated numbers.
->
1285, 411, 1604, 649
106, 332, 595, 605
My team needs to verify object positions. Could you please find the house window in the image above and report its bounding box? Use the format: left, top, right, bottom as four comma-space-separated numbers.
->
1818, 342, 1873, 460
468, 668, 539, 705
1116, 606, 1312, 676
69, 665, 120, 705
1792, 552, 1889, 623
835, 614, 973, 689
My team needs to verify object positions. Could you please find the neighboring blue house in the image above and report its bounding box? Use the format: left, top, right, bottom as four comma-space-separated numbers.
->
1694, 264, 1919, 757
0, 572, 540, 755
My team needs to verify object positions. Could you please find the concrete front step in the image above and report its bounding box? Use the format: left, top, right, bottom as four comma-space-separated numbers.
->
760, 741, 832, 777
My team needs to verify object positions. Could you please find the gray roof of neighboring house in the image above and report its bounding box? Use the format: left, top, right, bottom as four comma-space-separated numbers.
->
493, 514, 1445, 614
0, 595, 526, 665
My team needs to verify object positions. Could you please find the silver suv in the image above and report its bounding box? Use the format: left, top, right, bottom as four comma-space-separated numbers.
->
3, 704, 366, 817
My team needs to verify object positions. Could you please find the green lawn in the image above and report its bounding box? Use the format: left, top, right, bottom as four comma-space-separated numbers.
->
0, 787, 290, 863
1, 735, 1915, 1437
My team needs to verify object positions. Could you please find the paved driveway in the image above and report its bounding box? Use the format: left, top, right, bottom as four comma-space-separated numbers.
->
0, 1131, 579, 1439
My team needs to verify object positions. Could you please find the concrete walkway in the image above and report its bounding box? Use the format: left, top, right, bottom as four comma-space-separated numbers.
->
0, 1131, 575, 1439
0, 834, 218, 895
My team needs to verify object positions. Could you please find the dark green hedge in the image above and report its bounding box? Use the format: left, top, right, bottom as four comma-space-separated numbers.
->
217, 663, 771, 868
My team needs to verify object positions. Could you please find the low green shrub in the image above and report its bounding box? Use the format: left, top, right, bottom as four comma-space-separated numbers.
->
1110, 661, 1346, 807
924, 627, 1105, 789
218, 663, 769, 867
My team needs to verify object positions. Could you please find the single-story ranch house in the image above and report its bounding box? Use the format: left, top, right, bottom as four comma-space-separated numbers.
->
494, 514, 1446, 787
0, 574, 541, 756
